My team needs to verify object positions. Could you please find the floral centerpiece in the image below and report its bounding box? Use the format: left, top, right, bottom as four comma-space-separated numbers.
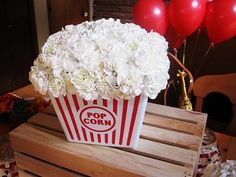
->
29, 18, 169, 148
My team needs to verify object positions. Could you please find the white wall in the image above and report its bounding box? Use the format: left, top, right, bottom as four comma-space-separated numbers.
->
33, 0, 50, 51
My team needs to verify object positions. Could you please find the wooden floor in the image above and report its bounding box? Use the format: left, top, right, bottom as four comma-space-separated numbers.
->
10, 103, 207, 177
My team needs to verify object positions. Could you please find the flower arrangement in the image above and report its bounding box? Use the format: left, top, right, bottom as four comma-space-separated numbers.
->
29, 18, 170, 100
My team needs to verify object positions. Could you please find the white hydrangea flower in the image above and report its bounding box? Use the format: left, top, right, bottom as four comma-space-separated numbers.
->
29, 18, 170, 100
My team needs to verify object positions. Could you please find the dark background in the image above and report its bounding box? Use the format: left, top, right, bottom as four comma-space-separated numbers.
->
0, 0, 89, 95
0, 0, 38, 95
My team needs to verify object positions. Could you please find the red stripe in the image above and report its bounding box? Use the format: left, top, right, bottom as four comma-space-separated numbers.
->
93, 100, 97, 104
83, 99, 88, 105
72, 94, 80, 111
64, 96, 81, 140
113, 99, 118, 114
112, 130, 116, 144
55, 97, 74, 140
119, 100, 128, 145
97, 134, 101, 143
90, 132, 94, 142
81, 127, 88, 141
105, 134, 108, 143
127, 96, 140, 145
102, 99, 107, 107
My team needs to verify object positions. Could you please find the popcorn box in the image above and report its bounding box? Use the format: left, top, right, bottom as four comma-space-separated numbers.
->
49, 94, 148, 148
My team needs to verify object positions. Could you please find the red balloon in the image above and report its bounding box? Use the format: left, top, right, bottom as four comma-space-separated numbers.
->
204, 1, 214, 31
205, 0, 236, 44
169, 0, 206, 36
165, 24, 185, 49
133, 0, 168, 35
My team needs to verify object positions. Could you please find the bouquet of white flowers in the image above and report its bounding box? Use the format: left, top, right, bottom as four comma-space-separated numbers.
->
29, 18, 170, 148
29, 18, 169, 100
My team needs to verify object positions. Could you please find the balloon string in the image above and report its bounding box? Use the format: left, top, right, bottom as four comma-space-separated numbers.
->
182, 39, 187, 65
194, 44, 212, 77
173, 48, 178, 58
188, 29, 201, 69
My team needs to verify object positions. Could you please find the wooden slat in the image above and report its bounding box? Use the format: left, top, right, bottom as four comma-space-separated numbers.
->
43, 105, 55, 115
144, 113, 203, 136
18, 169, 37, 177
141, 124, 201, 150
10, 123, 192, 177
12, 85, 42, 98
29, 113, 62, 131
146, 103, 207, 124
126, 138, 197, 167
15, 152, 84, 177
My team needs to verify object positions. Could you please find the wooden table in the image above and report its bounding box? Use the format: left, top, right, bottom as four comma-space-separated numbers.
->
10, 86, 207, 177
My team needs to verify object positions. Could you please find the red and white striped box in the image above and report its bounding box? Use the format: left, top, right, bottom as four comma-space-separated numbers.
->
49, 94, 148, 148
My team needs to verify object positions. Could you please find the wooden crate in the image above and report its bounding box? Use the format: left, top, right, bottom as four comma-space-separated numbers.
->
10, 102, 206, 177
